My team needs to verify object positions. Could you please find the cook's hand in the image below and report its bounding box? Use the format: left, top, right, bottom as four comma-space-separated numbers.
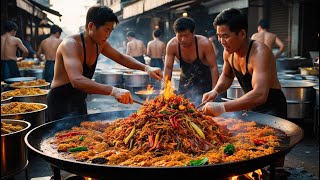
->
202, 89, 219, 103
145, 65, 163, 80
202, 102, 226, 117
110, 87, 133, 104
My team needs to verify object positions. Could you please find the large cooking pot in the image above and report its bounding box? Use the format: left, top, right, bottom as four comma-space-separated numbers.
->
123, 72, 149, 87
1, 103, 47, 130
280, 80, 316, 119
1, 119, 31, 179
26, 69, 44, 79
4, 77, 36, 84
276, 57, 312, 71
280, 80, 316, 102
24, 110, 303, 179
227, 84, 244, 99
1, 90, 49, 104
99, 72, 123, 86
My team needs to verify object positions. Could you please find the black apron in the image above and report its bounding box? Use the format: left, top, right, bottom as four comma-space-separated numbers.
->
133, 56, 145, 64
47, 32, 98, 122
1, 60, 21, 81
150, 58, 164, 70
43, 60, 55, 83
178, 36, 212, 106
231, 40, 287, 119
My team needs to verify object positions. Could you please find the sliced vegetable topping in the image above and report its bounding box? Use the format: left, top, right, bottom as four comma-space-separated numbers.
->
189, 157, 209, 166
224, 144, 235, 155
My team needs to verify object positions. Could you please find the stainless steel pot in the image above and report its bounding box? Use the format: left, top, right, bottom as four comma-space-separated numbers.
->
1, 119, 31, 179
1, 103, 47, 129
1, 96, 13, 104
26, 69, 44, 79
227, 84, 244, 99
4, 77, 36, 84
123, 72, 149, 87
280, 80, 316, 102
276, 57, 312, 71
99, 72, 123, 86
287, 101, 313, 119
1, 90, 49, 104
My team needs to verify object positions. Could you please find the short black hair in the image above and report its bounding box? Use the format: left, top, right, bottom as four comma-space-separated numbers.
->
173, 17, 195, 33
258, 19, 269, 29
213, 8, 248, 35
4, 20, 18, 33
50, 25, 62, 34
153, 29, 161, 38
126, 31, 135, 37
207, 30, 216, 37
86, 6, 119, 30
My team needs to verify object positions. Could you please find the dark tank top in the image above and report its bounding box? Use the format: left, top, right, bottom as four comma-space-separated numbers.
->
231, 40, 287, 119
178, 36, 212, 106
47, 32, 99, 122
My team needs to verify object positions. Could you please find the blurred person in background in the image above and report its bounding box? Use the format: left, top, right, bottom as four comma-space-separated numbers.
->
36, 25, 63, 83
22, 34, 36, 58
126, 31, 146, 64
146, 29, 166, 70
1, 20, 29, 81
251, 19, 285, 59
47, 6, 162, 123
164, 17, 219, 106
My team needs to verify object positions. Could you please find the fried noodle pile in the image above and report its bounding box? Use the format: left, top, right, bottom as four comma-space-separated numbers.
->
48, 82, 284, 167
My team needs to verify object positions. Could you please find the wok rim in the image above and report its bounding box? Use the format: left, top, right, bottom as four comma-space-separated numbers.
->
24, 110, 304, 170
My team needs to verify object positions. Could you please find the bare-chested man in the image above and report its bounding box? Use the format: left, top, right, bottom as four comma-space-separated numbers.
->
36, 25, 63, 83
251, 19, 285, 59
146, 29, 166, 70
47, 6, 162, 122
164, 17, 219, 106
202, 8, 287, 120
126, 31, 146, 64
1, 21, 29, 81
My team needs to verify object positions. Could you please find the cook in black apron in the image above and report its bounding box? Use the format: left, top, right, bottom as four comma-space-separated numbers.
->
43, 60, 55, 83
1, 60, 20, 81
231, 40, 287, 119
47, 32, 98, 122
178, 36, 212, 106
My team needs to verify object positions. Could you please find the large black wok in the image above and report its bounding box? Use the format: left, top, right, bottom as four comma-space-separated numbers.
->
25, 110, 303, 179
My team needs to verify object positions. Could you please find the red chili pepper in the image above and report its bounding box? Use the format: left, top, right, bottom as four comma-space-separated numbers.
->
169, 115, 178, 128
155, 114, 165, 118
253, 139, 267, 146
56, 131, 81, 139
89, 146, 94, 150
148, 133, 154, 147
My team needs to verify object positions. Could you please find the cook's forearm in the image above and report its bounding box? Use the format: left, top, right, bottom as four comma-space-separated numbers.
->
214, 74, 233, 94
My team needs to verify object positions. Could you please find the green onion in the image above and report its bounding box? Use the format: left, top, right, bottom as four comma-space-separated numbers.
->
124, 126, 135, 144
189, 157, 208, 166
68, 146, 88, 152
79, 135, 85, 141
189, 122, 205, 139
